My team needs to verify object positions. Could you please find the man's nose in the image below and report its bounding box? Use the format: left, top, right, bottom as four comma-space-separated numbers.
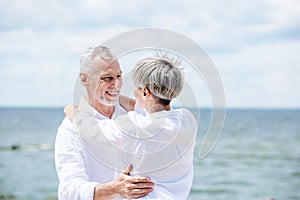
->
112, 78, 122, 88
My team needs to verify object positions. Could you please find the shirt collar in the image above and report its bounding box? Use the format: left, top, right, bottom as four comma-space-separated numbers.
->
78, 95, 126, 120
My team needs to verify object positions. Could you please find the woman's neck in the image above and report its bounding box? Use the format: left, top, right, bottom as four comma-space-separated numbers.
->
146, 102, 170, 113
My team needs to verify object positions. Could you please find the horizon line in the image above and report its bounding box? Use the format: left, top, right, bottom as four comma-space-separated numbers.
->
0, 105, 299, 110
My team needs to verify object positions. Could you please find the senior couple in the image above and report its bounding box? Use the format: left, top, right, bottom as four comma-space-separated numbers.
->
55, 45, 198, 200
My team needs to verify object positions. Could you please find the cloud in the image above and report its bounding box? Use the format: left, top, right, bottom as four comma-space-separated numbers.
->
0, 0, 299, 107
214, 40, 300, 107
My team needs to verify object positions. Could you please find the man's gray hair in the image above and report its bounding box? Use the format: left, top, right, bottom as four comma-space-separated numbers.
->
79, 45, 113, 74
132, 55, 184, 103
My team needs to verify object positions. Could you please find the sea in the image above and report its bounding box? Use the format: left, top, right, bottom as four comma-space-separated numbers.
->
0, 107, 299, 200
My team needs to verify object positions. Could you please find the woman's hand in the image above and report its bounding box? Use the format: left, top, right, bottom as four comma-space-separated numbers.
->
64, 104, 78, 122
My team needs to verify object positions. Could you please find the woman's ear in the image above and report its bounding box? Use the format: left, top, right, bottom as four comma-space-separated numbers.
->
142, 88, 151, 99
80, 72, 89, 88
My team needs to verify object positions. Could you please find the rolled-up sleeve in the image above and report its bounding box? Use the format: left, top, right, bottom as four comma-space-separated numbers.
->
55, 117, 99, 200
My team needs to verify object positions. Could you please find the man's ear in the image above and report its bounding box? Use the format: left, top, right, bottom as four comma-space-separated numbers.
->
80, 72, 89, 88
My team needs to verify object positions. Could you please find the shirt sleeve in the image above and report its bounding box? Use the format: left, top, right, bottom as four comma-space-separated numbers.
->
55, 117, 99, 200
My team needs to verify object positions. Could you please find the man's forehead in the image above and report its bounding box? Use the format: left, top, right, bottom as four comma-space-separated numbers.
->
92, 58, 121, 75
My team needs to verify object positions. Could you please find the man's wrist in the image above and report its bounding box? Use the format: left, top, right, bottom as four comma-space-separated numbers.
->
93, 182, 118, 200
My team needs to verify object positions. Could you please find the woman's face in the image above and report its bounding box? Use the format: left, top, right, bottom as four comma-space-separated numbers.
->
133, 87, 145, 109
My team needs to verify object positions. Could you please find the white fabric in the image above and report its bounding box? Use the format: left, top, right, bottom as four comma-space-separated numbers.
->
55, 97, 127, 200
75, 102, 198, 199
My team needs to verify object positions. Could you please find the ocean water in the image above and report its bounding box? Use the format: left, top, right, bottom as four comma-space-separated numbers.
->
0, 108, 299, 200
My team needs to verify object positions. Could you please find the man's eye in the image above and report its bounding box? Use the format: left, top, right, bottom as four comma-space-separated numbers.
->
101, 77, 113, 82
117, 75, 122, 79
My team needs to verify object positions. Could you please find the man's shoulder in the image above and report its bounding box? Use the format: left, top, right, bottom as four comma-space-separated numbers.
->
57, 117, 77, 137
59, 117, 73, 128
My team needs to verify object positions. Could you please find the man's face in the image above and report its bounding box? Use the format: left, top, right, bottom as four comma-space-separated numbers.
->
89, 59, 123, 106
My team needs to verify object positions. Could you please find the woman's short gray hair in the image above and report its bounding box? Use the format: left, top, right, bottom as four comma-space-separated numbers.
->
79, 45, 113, 74
132, 55, 184, 103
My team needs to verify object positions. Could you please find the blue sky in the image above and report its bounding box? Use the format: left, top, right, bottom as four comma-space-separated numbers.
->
0, 0, 299, 108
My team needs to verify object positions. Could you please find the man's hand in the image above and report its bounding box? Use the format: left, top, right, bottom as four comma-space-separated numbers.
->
113, 164, 154, 198
94, 164, 154, 200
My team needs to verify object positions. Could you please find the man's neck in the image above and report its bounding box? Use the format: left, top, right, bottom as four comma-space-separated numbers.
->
95, 104, 115, 118
86, 96, 115, 118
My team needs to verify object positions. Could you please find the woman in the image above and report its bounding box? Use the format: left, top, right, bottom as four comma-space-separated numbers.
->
68, 55, 198, 199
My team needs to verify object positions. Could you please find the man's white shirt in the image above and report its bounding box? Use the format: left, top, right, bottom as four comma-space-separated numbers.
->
55, 97, 127, 200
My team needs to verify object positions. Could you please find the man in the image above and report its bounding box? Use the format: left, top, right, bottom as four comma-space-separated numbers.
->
55, 45, 154, 200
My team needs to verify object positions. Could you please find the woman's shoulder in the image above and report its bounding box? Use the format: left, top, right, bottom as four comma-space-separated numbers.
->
170, 108, 198, 128
115, 111, 150, 131
170, 108, 195, 118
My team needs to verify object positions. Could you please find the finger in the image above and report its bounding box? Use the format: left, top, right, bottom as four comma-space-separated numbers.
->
131, 176, 152, 183
130, 188, 153, 199
132, 188, 153, 193
132, 182, 154, 188
130, 192, 150, 199
121, 163, 133, 175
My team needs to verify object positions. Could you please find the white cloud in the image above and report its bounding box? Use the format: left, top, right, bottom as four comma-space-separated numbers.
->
0, 0, 299, 107
214, 40, 300, 107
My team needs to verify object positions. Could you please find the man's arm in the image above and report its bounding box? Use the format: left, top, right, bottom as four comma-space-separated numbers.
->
55, 118, 99, 200
59, 107, 154, 200
118, 95, 136, 111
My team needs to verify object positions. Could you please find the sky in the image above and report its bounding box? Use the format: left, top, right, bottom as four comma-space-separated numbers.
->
0, 0, 299, 108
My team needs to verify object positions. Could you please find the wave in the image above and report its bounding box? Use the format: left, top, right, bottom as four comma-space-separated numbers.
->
0, 143, 53, 151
